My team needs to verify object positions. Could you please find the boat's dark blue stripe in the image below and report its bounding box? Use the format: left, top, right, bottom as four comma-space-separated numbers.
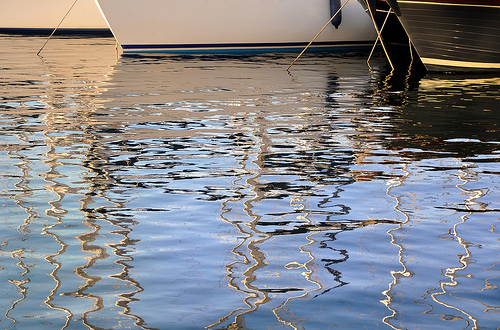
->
0, 27, 112, 36
121, 41, 372, 50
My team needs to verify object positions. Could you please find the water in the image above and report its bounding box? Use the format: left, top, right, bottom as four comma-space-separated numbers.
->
0, 35, 499, 330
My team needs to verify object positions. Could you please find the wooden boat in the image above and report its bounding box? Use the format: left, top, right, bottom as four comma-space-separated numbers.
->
93, 0, 377, 54
382, 0, 500, 71
0, 0, 109, 35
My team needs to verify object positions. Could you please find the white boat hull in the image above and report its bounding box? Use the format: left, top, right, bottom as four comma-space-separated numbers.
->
0, 0, 109, 33
94, 0, 376, 54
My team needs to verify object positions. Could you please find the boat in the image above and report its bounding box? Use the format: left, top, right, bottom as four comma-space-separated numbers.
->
381, 0, 500, 72
366, 0, 424, 70
0, 0, 109, 35
93, 0, 377, 54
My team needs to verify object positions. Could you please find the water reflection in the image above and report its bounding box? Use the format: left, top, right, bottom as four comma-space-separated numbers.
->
0, 36, 499, 329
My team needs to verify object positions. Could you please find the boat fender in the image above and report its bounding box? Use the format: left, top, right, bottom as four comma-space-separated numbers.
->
330, 0, 342, 29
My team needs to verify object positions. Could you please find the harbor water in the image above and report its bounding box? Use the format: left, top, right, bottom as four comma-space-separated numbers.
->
0, 35, 499, 329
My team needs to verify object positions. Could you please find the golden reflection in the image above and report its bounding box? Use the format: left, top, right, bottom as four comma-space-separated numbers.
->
418, 77, 500, 91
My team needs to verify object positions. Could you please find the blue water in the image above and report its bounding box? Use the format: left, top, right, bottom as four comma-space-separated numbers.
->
0, 35, 499, 329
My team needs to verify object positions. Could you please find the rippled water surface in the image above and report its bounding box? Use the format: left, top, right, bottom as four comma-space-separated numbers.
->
0, 35, 499, 329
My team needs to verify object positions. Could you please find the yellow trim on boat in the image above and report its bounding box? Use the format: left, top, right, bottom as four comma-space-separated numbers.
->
421, 57, 500, 69
398, 1, 499, 8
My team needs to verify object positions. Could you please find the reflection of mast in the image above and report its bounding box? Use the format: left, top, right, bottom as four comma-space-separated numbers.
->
380, 163, 411, 330
81, 134, 156, 330
74, 197, 109, 329
41, 111, 103, 327
425, 164, 484, 328
3, 133, 56, 325
272, 213, 329, 330
41, 148, 73, 329
208, 127, 275, 328
381, 159, 500, 329
4, 148, 29, 325
2, 130, 74, 327
5, 250, 29, 324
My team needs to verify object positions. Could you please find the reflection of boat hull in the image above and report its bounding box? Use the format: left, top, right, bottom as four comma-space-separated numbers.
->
94, 0, 377, 54
393, 0, 500, 71
0, 0, 109, 35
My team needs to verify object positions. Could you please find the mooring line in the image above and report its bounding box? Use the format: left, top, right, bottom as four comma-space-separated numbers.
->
37, 0, 79, 56
286, 0, 351, 71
